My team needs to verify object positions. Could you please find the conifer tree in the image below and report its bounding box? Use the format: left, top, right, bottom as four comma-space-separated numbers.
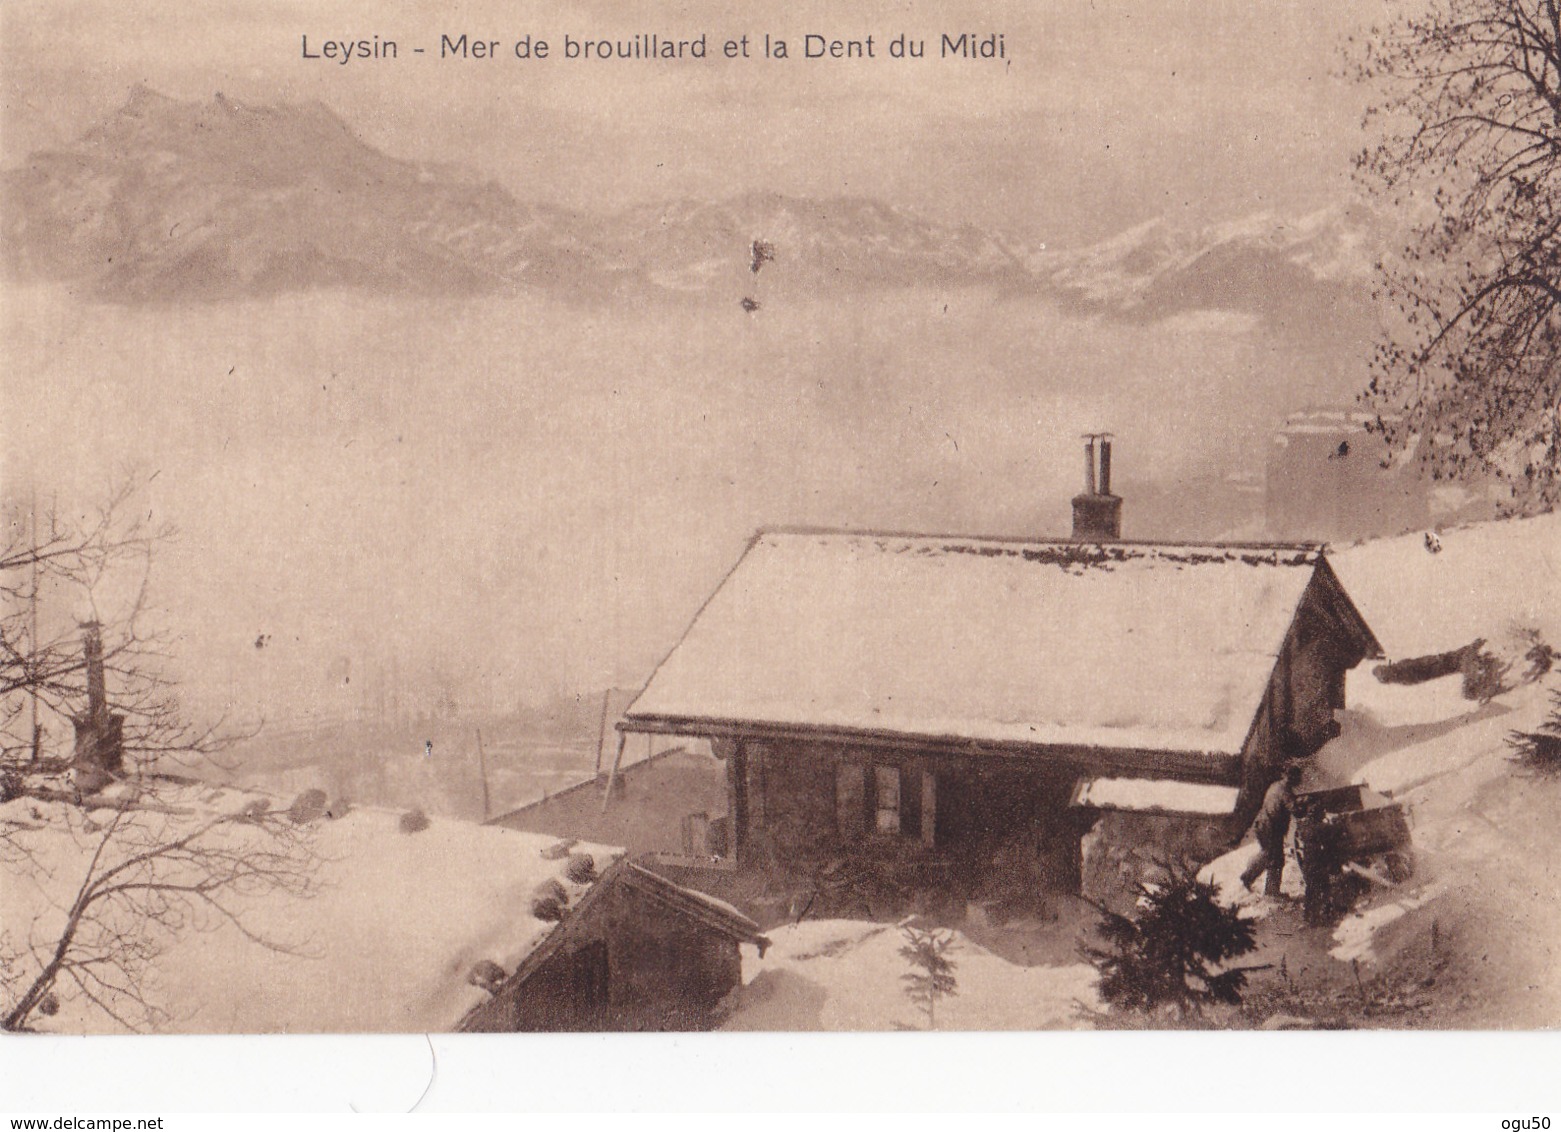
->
1081, 870, 1258, 1017
899, 923, 958, 1030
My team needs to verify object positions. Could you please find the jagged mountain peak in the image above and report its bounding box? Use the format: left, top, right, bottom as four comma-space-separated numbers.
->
119, 82, 179, 116
76, 87, 374, 173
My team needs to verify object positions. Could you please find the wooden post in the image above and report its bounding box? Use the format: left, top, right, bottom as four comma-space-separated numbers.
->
862, 760, 876, 832
728, 741, 749, 862
601, 730, 627, 815
747, 743, 766, 833
475, 728, 492, 822
593, 688, 612, 775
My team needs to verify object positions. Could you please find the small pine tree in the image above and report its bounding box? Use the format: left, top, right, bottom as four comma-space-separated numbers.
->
898, 923, 958, 1030
1462, 645, 1513, 703
1507, 689, 1561, 776
1518, 631, 1555, 685
1080, 869, 1258, 1018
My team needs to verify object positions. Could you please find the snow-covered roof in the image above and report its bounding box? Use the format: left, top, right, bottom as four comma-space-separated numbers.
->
1278, 408, 1398, 435
1072, 776, 1240, 815
621, 862, 768, 948
1, 786, 624, 1033
625, 529, 1370, 761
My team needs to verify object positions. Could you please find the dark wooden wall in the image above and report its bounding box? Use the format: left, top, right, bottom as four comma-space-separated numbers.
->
465, 879, 744, 1032
1234, 577, 1367, 829
729, 738, 1088, 909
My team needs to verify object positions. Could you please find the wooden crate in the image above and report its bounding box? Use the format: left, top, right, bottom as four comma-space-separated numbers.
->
1329, 804, 1411, 858
1297, 783, 1366, 814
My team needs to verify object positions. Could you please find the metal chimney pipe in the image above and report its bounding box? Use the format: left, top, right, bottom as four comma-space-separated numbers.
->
1084, 438, 1097, 495
1099, 439, 1113, 496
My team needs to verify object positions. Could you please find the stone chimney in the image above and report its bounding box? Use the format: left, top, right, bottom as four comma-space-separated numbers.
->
72, 621, 125, 790
1071, 433, 1122, 541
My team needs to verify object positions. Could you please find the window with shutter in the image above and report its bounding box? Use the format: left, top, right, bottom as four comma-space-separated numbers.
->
874, 765, 901, 833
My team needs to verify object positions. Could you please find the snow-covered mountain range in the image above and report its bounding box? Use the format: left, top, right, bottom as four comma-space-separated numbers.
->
3, 88, 1378, 320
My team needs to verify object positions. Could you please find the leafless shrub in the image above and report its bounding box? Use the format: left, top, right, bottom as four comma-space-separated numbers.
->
287, 789, 329, 825
1461, 646, 1513, 703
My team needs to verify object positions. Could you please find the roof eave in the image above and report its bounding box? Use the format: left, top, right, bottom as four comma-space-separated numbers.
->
623, 862, 769, 949
618, 713, 1244, 785
755, 523, 1329, 556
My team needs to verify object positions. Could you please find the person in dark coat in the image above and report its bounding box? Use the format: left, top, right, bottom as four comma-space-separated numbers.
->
1240, 763, 1303, 896
1296, 801, 1343, 926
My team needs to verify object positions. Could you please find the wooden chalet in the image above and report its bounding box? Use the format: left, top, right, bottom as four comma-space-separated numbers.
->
615, 442, 1382, 907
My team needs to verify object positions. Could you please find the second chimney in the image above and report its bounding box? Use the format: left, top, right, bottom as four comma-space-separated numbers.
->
1071, 433, 1122, 541
72, 621, 125, 790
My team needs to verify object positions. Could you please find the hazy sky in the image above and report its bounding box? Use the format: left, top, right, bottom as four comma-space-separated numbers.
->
2, 0, 1385, 244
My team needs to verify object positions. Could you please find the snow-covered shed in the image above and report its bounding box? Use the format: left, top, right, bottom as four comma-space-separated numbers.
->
618, 527, 1381, 908
461, 859, 769, 1032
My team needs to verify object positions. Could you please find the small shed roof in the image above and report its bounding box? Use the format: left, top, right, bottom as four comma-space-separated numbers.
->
624, 529, 1379, 769
1072, 777, 1241, 816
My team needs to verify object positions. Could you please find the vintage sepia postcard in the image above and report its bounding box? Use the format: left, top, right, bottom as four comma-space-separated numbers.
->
3, 0, 1560, 1061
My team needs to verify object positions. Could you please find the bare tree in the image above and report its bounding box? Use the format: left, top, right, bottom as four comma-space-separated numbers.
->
1, 476, 318, 1032
1352, 0, 1561, 512
1, 476, 196, 766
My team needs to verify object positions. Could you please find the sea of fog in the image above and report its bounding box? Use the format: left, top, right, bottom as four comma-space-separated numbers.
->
2, 282, 1365, 731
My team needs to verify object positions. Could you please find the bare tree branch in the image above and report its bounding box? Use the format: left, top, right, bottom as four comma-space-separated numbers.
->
2, 476, 319, 1032
1352, 0, 1561, 512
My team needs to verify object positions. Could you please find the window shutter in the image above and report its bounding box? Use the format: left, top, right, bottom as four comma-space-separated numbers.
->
920, 770, 937, 846
835, 763, 866, 841
900, 767, 922, 837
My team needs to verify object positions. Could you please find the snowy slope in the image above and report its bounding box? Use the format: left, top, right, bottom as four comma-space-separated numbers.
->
1329, 511, 1561, 661
1205, 513, 1561, 1025
0, 786, 622, 1033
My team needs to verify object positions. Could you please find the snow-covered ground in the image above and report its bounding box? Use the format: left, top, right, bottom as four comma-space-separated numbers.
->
1314, 669, 1561, 1023
721, 914, 1100, 1031
1, 785, 622, 1033
1330, 510, 1560, 660
1199, 513, 1561, 1025
5, 513, 1557, 1032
